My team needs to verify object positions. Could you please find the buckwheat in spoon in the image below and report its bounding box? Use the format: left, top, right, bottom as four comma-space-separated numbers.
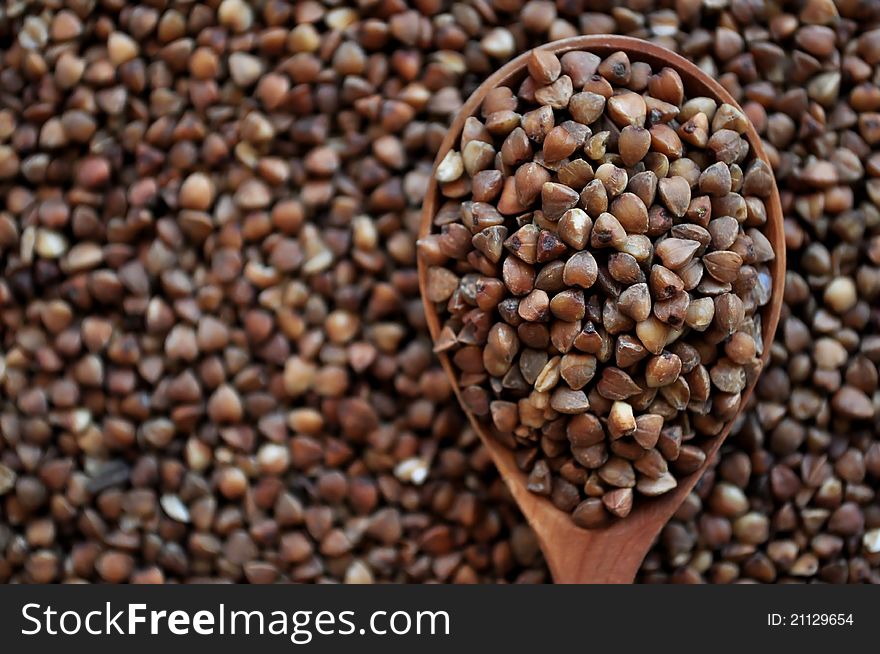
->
418, 36, 785, 583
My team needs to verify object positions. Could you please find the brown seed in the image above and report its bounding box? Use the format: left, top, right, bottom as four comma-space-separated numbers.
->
614, 334, 647, 368
533, 356, 561, 392
580, 179, 608, 217
707, 129, 743, 164
572, 498, 610, 528
712, 103, 748, 133
462, 141, 495, 177
543, 126, 578, 162
642, 153, 669, 180
549, 387, 590, 414
518, 349, 548, 386
657, 176, 691, 217
699, 161, 732, 197
500, 127, 532, 167
632, 414, 663, 449
562, 251, 598, 289
655, 238, 699, 270
485, 323, 519, 376
742, 159, 774, 197
514, 162, 551, 207
557, 209, 592, 249
472, 225, 507, 263
725, 332, 756, 365
472, 170, 504, 202
235, 179, 271, 209
650, 265, 684, 300
208, 384, 244, 423
710, 358, 746, 393
558, 121, 590, 150
542, 182, 580, 220
0, 464, 16, 496
674, 445, 708, 475
606, 92, 646, 127
55, 52, 86, 89
561, 51, 601, 86
748, 228, 774, 263
528, 49, 562, 85
108, 31, 138, 65
607, 402, 637, 441
678, 112, 709, 148
504, 224, 539, 263
703, 250, 743, 283
461, 117, 492, 149
582, 131, 607, 161
496, 177, 527, 216
481, 27, 515, 59
527, 460, 553, 495
610, 192, 648, 234
521, 105, 555, 143
564, 412, 603, 449
602, 488, 633, 518
618, 283, 651, 322
598, 456, 635, 487
683, 197, 711, 229
534, 75, 573, 109
573, 324, 604, 358
535, 263, 566, 293
590, 212, 627, 249
636, 472, 677, 496
549, 289, 585, 321
627, 173, 657, 209
96, 551, 134, 583
218, 0, 253, 31
435, 150, 464, 183
598, 51, 632, 86
650, 124, 683, 158
559, 354, 597, 390
685, 297, 715, 331
823, 276, 857, 313
636, 317, 670, 355
425, 267, 459, 303
714, 293, 745, 334
518, 289, 550, 322
708, 216, 739, 250
633, 449, 667, 480
618, 125, 651, 167
179, 172, 215, 210
669, 160, 702, 188
831, 386, 874, 420
558, 159, 594, 189
603, 300, 635, 335
77, 156, 111, 188
491, 401, 520, 433
608, 253, 643, 285
229, 52, 263, 86
645, 352, 682, 388
568, 92, 606, 126
654, 292, 690, 328
648, 67, 684, 105
597, 367, 643, 400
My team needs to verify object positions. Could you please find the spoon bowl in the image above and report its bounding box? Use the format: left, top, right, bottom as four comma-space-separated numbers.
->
418, 36, 785, 583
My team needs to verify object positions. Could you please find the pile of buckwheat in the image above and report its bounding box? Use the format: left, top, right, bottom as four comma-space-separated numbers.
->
0, 0, 878, 583
421, 44, 775, 526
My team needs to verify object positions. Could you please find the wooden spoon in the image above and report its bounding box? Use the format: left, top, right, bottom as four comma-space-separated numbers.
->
418, 36, 786, 583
